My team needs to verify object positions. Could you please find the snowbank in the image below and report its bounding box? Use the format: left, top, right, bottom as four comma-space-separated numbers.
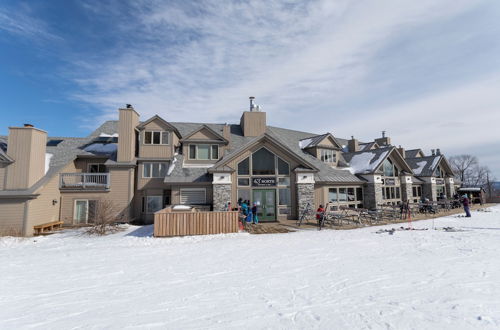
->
2, 206, 500, 329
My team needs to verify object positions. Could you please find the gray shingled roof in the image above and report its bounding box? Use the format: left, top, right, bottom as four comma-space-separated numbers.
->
405, 155, 442, 177
164, 155, 211, 183
405, 149, 423, 158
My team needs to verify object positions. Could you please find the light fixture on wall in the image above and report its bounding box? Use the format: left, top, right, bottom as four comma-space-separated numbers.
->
52, 199, 58, 205
302, 175, 308, 180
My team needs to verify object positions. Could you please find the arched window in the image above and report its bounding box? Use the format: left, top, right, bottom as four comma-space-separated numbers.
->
252, 148, 276, 175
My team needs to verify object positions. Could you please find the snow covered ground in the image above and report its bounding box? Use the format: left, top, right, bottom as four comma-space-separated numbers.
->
2, 206, 500, 329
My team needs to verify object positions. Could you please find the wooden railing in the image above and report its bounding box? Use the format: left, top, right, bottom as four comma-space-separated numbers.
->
59, 173, 110, 189
154, 210, 239, 237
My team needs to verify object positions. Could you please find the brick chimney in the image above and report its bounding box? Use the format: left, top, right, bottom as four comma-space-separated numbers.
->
5, 125, 47, 189
222, 123, 231, 143
117, 106, 140, 162
240, 97, 266, 137
348, 136, 359, 152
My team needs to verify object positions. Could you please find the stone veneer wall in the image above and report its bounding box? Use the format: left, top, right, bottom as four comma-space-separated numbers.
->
363, 183, 383, 210
400, 182, 413, 202
422, 183, 437, 201
297, 183, 315, 220
445, 181, 455, 198
213, 184, 232, 211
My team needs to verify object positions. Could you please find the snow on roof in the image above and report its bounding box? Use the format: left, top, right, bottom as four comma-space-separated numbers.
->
45, 153, 53, 174
413, 161, 428, 175
345, 150, 389, 174
298, 138, 313, 149
99, 133, 119, 137
430, 156, 441, 170
83, 143, 117, 155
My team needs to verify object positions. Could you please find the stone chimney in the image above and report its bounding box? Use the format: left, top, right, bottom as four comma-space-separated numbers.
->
436, 148, 441, 155
397, 145, 406, 158
374, 131, 391, 146
240, 97, 266, 137
5, 125, 47, 190
348, 136, 359, 152
117, 106, 140, 162
431, 149, 436, 156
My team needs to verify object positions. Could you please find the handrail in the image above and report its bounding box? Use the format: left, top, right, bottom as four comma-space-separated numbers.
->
59, 173, 110, 189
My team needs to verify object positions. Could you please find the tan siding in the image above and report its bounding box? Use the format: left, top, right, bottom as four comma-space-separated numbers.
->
117, 108, 139, 162
0, 199, 26, 235
240, 112, 266, 137
139, 145, 172, 159
25, 169, 63, 236
6, 127, 47, 189
0, 165, 5, 190
189, 128, 220, 140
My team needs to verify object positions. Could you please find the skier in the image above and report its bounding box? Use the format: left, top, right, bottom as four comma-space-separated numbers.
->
462, 194, 471, 217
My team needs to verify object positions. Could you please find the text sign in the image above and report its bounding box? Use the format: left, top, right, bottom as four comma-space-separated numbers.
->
252, 177, 276, 187
435, 178, 445, 185
384, 178, 396, 186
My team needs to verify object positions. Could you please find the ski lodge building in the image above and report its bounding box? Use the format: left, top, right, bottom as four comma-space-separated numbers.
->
0, 99, 456, 235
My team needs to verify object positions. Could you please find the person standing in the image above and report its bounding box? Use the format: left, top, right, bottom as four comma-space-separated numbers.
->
462, 194, 471, 217
252, 203, 259, 224
316, 204, 325, 227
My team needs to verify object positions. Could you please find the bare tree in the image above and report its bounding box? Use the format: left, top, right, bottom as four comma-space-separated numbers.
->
449, 155, 478, 183
85, 199, 121, 235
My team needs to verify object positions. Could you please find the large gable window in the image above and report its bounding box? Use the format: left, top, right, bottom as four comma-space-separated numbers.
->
144, 131, 169, 145
188, 144, 219, 160
238, 157, 250, 175
382, 158, 399, 177
252, 148, 276, 175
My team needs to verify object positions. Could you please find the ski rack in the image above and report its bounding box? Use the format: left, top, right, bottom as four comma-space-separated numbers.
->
296, 202, 313, 227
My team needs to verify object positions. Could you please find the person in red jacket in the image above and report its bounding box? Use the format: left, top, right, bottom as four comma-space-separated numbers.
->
316, 205, 325, 226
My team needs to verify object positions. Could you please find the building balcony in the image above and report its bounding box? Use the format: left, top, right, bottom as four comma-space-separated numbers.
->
59, 173, 110, 190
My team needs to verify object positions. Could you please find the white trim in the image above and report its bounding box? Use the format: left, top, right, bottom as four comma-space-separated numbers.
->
213, 173, 232, 184
143, 130, 170, 145
87, 163, 106, 173
188, 144, 219, 160
142, 162, 169, 178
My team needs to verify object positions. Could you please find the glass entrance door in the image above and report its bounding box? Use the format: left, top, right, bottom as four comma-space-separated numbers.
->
252, 189, 276, 221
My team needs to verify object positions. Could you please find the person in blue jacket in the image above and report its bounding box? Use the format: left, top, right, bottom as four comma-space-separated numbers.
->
241, 200, 248, 216
252, 203, 259, 224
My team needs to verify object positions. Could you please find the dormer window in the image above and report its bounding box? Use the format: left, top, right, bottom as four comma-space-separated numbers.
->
320, 149, 336, 163
144, 131, 169, 145
188, 144, 219, 160
382, 158, 399, 177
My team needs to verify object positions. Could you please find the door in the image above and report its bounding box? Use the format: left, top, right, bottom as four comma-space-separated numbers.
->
252, 189, 276, 221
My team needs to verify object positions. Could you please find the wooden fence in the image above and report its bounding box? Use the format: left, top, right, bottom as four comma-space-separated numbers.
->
154, 210, 240, 237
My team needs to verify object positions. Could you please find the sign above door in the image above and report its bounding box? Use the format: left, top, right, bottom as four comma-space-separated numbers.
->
252, 177, 276, 187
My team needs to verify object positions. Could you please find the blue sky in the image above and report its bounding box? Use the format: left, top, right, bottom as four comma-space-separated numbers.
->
1, 0, 499, 177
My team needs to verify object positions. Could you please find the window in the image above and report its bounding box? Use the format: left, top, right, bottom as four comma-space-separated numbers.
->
180, 188, 206, 204
329, 188, 338, 202
278, 157, 290, 175
278, 177, 290, 186
74, 200, 97, 223
88, 164, 106, 173
188, 144, 219, 160
144, 131, 169, 145
279, 188, 291, 206
238, 178, 250, 186
320, 149, 336, 163
383, 159, 394, 177
347, 188, 355, 201
211, 145, 219, 159
238, 158, 250, 175
142, 196, 162, 213
252, 148, 276, 175
143, 162, 168, 178
338, 188, 347, 201
237, 189, 250, 202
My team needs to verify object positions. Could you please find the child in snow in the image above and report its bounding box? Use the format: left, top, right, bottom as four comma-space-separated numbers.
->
462, 194, 471, 217
241, 200, 248, 216
246, 204, 253, 223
